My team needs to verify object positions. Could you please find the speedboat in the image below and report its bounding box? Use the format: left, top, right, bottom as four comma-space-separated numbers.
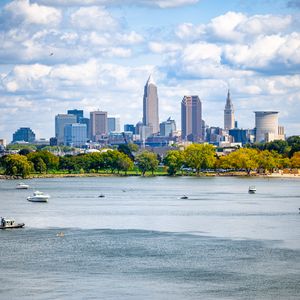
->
248, 186, 256, 194
27, 191, 50, 202
16, 182, 29, 189
0, 217, 25, 229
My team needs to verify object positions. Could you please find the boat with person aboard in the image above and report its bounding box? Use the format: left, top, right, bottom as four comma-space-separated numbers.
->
0, 217, 25, 229
27, 191, 50, 202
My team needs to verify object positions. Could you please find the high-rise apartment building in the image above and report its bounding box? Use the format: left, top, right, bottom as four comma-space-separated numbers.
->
143, 75, 159, 135
64, 123, 87, 147
55, 114, 77, 145
254, 111, 279, 143
224, 90, 235, 130
90, 111, 108, 141
181, 95, 203, 142
12, 127, 36, 143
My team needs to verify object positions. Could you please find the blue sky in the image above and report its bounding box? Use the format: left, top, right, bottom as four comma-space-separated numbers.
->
0, 0, 299, 141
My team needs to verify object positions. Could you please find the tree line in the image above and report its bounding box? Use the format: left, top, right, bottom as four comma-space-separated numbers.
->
0, 142, 300, 178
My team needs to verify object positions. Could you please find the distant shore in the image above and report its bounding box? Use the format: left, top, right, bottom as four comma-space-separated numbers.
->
1, 172, 299, 180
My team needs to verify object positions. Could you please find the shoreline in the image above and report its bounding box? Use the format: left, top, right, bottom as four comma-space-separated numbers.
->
1, 172, 299, 180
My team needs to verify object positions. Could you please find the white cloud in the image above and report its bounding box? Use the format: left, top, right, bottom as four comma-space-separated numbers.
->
70, 6, 118, 31
5, 0, 61, 26
34, 0, 199, 8
148, 41, 182, 54
175, 22, 205, 40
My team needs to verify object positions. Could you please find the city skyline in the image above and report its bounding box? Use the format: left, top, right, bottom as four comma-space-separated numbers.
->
0, 0, 300, 142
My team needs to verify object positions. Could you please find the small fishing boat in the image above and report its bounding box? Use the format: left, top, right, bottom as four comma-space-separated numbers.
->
16, 182, 29, 189
248, 186, 256, 194
27, 191, 50, 202
0, 217, 25, 229
180, 195, 189, 199
98, 194, 105, 198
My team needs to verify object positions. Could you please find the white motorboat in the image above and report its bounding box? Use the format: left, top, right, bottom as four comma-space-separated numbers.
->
16, 182, 29, 189
27, 191, 50, 202
248, 186, 256, 194
0, 217, 25, 229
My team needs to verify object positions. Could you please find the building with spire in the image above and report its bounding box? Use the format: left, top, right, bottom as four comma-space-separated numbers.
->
224, 90, 235, 130
143, 75, 159, 135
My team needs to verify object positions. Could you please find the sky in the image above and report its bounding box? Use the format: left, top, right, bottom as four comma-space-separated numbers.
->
0, 0, 300, 142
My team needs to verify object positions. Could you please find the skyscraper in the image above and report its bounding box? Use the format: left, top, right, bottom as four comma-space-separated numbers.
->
143, 75, 159, 135
55, 114, 77, 145
90, 111, 108, 141
181, 96, 203, 142
224, 90, 235, 130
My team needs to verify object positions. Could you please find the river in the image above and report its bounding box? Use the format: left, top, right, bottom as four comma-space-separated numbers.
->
0, 176, 299, 299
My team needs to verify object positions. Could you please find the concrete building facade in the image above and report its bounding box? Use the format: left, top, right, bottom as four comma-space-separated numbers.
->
143, 75, 159, 135
55, 114, 77, 145
254, 111, 279, 143
224, 90, 235, 130
90, 111, 108, 141
181, 95, 203, 142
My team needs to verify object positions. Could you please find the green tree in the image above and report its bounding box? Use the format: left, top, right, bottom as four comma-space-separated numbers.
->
34, 157, 47, 173
135, 151, 159, 176
287, 136, 300, 157
257, 150, 277, 173
3, 154, 33, 178
219, 148, 259, 175
291, 151, 300, 168
118, 144, 136, 161
116, 152, 134, 175
163, 150, 184, 176
27, 150, 59, 172
265, 140, 290, 155
184, 144, 216, 175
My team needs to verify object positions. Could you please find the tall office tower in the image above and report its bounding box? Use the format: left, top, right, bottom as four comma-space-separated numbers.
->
108, 117, 120, 133
55, 114, 77, 145
224, 90, 235, 130
67, 109, 83, 122
90, 111, 108, 141
12, 127, 36, 143
64, 123, 87, 147
143, 75, 159, 135
181, 96, 203, 142
159, 117, 176, 137
254, 111, 279, 143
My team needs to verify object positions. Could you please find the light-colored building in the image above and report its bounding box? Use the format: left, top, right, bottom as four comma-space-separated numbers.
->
108, 117, 121, 133
255, 111, 280, 143
55, 114, 77, 145
90, 111, 108, 141
64, 123, 87, 147
143, 75, 159, 135
181, 95, 203, 142
224, 90, 235, 130
160, 117, 176, 137
0, 139, 6, 147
